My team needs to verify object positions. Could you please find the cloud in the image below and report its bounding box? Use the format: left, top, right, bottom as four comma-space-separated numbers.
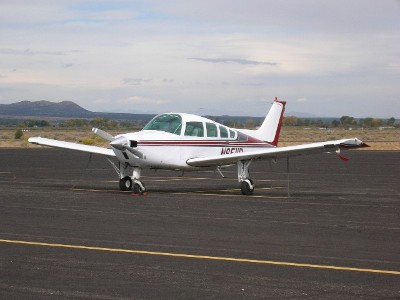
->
0, 48, 65, 56
123, 78, 152, 86
296, 98, 308, 103
189, 57, 277, 66
124, 96, 167, 105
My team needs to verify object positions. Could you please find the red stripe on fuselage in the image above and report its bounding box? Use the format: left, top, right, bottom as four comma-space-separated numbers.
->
136, 140, 273, 148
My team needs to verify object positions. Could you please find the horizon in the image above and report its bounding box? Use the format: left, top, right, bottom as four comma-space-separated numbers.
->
1, 99, 398, 120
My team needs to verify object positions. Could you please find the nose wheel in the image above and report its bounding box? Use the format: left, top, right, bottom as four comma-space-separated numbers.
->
241, 178, 254, 195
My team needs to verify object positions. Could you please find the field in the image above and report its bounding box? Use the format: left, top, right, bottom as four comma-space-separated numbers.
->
0, 126, 399, 150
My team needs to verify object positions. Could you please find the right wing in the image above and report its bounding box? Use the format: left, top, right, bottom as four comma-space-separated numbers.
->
187, 138, 368, 167
28, 137, 115, 157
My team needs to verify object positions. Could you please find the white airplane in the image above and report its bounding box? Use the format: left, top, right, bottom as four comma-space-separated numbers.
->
28, 98, 368, 195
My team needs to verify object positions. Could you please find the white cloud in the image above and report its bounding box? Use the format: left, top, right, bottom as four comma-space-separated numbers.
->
124, 96, 167, 105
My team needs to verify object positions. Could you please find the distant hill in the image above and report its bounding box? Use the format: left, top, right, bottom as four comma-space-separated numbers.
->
0, 100, 92, 118
0, 100, 155, 122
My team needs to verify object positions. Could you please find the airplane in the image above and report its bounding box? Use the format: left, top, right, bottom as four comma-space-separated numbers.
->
28, 98, 369, 195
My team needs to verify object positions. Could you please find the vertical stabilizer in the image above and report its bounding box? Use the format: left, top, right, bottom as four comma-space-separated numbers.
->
237, 98, 286, 146
257, 98, 286, 146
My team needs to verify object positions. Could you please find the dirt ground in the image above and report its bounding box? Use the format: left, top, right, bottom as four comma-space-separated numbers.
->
1, 126, 399, 151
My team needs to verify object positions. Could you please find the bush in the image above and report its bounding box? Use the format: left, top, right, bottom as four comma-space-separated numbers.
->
81, 138, 95, 145
14, 128, 23, 139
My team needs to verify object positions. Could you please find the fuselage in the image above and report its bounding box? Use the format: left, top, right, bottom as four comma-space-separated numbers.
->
111, 113, 274, 170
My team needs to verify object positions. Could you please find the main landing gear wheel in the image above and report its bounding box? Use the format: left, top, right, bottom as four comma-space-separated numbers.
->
133, 181, 146, 195
119, 176, 132, 191
241, 178, 254, 195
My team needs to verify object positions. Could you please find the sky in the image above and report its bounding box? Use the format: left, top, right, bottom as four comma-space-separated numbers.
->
0, 0, 399, 118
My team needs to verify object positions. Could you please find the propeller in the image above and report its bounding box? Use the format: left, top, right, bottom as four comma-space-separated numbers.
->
92, 127, 144, 159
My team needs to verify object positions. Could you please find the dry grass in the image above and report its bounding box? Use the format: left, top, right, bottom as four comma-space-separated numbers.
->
278, 127, 400, 150
1, 127, 399, 151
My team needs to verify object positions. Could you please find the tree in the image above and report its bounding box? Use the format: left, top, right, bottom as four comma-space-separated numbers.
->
331, 120, 340, 127
245, 118, 256, 129
283, 116, 298, 126
340, 116, 357, 128
371, 118, 382, 127
64, 119, 89, 127
24, 120, 50, 127
386, 117, 396, 127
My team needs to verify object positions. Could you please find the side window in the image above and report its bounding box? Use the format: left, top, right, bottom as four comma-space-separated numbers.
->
206, 122, 218, 137
184, 122, 204, 137
219, 125, 228, 138
229, 129, 237, 139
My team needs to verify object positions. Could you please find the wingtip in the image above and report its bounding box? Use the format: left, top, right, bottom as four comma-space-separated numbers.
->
339, 138, 370, 149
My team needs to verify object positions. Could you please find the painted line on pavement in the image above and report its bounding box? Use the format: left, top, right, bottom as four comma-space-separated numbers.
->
0, 239, 399, 275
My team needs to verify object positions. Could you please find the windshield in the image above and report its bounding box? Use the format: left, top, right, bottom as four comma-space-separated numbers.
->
143, 113, 182, 135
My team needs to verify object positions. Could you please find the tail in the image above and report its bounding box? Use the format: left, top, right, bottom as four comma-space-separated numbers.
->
237, 97, 286, 146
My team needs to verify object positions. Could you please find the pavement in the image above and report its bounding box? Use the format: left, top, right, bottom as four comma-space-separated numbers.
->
0, 148, 399, 299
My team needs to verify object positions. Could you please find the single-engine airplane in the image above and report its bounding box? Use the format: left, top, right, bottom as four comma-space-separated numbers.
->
28, 98, 369, 195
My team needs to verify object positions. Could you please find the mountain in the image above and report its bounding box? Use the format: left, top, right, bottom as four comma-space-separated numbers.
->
0, 100, 92, 118
0, 100, 155, 122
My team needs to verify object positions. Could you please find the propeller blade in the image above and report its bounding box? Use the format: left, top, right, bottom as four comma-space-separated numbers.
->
124, 146, 144, 159
92, 128, 114, 141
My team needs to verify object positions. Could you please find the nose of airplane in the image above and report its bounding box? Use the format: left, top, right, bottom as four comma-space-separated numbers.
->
110, 136, 128, 150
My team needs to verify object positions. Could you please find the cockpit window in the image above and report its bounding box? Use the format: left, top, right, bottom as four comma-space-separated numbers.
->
184, 122, 204, 137
143, 114, 182, 135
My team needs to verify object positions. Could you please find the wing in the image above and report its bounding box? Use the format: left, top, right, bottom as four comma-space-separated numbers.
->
28, 137, 116, 157
186, 138, 368, 167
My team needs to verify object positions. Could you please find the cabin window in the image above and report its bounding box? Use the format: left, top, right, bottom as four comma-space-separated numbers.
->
237, 131, 248, 142
229, 129, 237, 139
143, 114, 182, 135
206, 122, 218, 137
184, 122, 204, 137
219, 125, 228, 138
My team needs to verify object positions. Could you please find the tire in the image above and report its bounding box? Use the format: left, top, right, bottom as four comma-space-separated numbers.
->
241, 179, 254, 195
119, 176, 132, 191
133, 182, 146, 194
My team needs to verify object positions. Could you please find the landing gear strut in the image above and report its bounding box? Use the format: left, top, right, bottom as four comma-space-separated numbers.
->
238, 160, 254, 195
131, 167, 146, 194
112, 161, 146, 194
133, 181, 146, 194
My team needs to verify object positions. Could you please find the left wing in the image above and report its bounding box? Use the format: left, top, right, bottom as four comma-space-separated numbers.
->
28, 137, 116, 157
186, 138, 368, 167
